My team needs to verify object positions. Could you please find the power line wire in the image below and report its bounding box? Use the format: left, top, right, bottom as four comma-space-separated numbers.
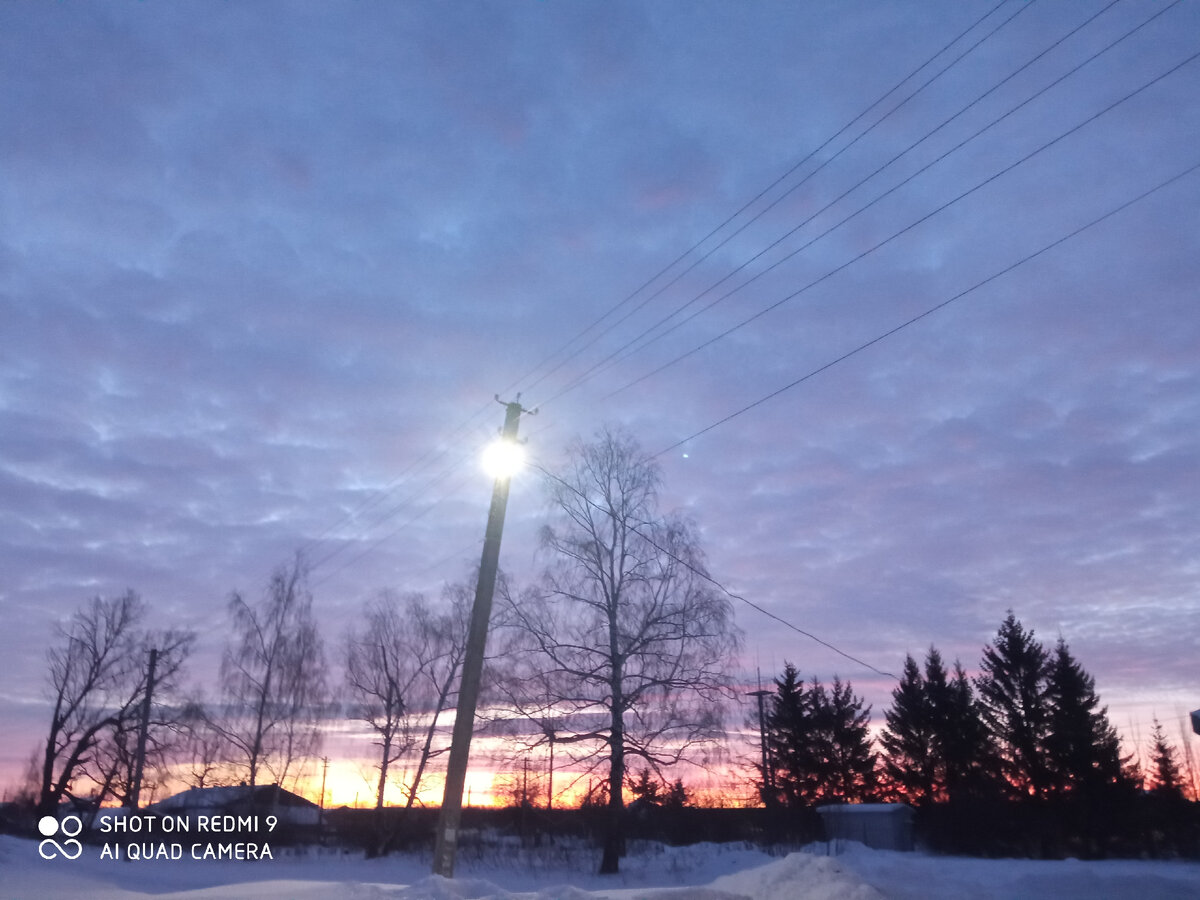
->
308, 440, 489, 589
298, 397, 495, 565
616, 40, 1200, 404
533, 0, 1037, 409
294, 2, 1184, 592
654, 157, 1200, 458
549, 0, 1146, 404
290, 2, 1018, 578
633, 520, 898, 680
517, 0, 1021, 406
528, 458, 896, 680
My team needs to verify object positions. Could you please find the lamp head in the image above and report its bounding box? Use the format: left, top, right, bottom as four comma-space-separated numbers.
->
482, 438, 524, 479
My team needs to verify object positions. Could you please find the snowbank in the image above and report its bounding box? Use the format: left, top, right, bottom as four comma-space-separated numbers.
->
709, 852, 884, 900
3, 834, 1199, 899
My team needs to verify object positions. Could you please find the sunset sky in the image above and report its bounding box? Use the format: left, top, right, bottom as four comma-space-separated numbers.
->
2, 0, 1198, 798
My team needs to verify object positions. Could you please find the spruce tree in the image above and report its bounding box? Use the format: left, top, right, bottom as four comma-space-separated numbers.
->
764, 662, 811, 807
1044, 638, 1125, 797
825, 675, 877, 803
628, 767, 662, 805
1148, 719, 1185, 799
881, 654, 940, 804
765, 664, 876, 805
802, 678, 833, 804
664, 777, 690, 809
975, 612, 1051, 798
884, 647, 996, 805
940, 659, 998, 801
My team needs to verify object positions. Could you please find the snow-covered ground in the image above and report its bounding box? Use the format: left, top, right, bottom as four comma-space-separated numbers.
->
3, 835, 1199, 899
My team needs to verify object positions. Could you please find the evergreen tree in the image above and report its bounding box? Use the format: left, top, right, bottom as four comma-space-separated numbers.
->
975, 612, 1051, 798
803, 678, 834, 804
764, 662, 812, 807
881, 654, 940, 804
664, 777, 690, 809
766, 664, 875, 805
1043, 638, 1126, 797
824, 676, 877, 803
1148, 719, 1185, 799
939, 659, 998, 801
628, 767, 662, 805
882, 647, 996, 804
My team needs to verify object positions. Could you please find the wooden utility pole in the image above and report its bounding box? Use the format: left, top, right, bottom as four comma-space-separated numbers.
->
547, 727, 555, 811
749, 680, 773, 799
432, 397, 528, 877
319, 756, 329, 837
320, 758, 329, 811
129, 647, 158, 809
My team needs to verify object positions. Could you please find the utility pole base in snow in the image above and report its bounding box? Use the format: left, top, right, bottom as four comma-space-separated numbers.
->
433, 827, 457, 878
431, 397, 529, 879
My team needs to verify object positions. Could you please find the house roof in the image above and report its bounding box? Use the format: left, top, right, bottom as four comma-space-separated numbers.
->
151, 784, 318, 811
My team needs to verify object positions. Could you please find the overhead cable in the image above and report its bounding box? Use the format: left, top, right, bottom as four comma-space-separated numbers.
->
653, 158, 1200, 458
553, 0, 1152, 403
518, 0, 1021, 405
529, 458, 897, 680
616, 42, 1200, 402
534, 0, 1039, 408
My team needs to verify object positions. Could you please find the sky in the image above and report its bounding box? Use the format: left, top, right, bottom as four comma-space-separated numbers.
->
2, 0, 1198, 797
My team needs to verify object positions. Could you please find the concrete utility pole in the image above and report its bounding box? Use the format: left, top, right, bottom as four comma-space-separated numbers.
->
432, 397, 528, 878
129, 647, 158, 810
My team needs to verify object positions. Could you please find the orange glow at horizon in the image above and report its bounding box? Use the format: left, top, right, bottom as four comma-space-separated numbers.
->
288, 758, 743, 811
292, 762, 514, 810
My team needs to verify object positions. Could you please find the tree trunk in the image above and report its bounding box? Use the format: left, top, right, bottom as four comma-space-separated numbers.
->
371, 731, 392, 857
406, 661, 459, 810
600, 663, 625, 874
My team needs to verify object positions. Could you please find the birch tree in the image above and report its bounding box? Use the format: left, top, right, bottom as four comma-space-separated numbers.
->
343, 586, 467, 855
216, 554, 328, 791
499, 427, 740, 874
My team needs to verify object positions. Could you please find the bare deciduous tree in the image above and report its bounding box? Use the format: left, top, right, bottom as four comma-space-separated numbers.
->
498, 428, 740, 874
344, 583, 469, 854
345, 591, 424, 817
36, 591, 193, 816
394, 582, 469, 811
86, 629, 194, 809
215, 554, 328, 791
491, 758, 545, 809
176, 698, 226, 789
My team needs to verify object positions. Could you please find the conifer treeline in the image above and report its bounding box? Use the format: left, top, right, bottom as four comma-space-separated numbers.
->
757, 612, 1199, 856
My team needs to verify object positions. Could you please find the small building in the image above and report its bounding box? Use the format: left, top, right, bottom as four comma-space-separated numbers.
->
149, 784, 321, 828
816, 803, 915, 852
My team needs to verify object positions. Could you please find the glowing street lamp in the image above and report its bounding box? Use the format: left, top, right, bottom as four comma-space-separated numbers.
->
432, 396, 530, 878
481, 436, 524, 480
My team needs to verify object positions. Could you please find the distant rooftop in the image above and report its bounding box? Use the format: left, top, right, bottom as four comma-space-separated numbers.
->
151, 783, 318, 811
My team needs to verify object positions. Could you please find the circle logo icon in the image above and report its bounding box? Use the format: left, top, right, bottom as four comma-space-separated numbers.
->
38, 814, 83, 860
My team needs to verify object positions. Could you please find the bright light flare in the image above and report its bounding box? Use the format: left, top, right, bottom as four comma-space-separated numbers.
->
482, 439, 524, 479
